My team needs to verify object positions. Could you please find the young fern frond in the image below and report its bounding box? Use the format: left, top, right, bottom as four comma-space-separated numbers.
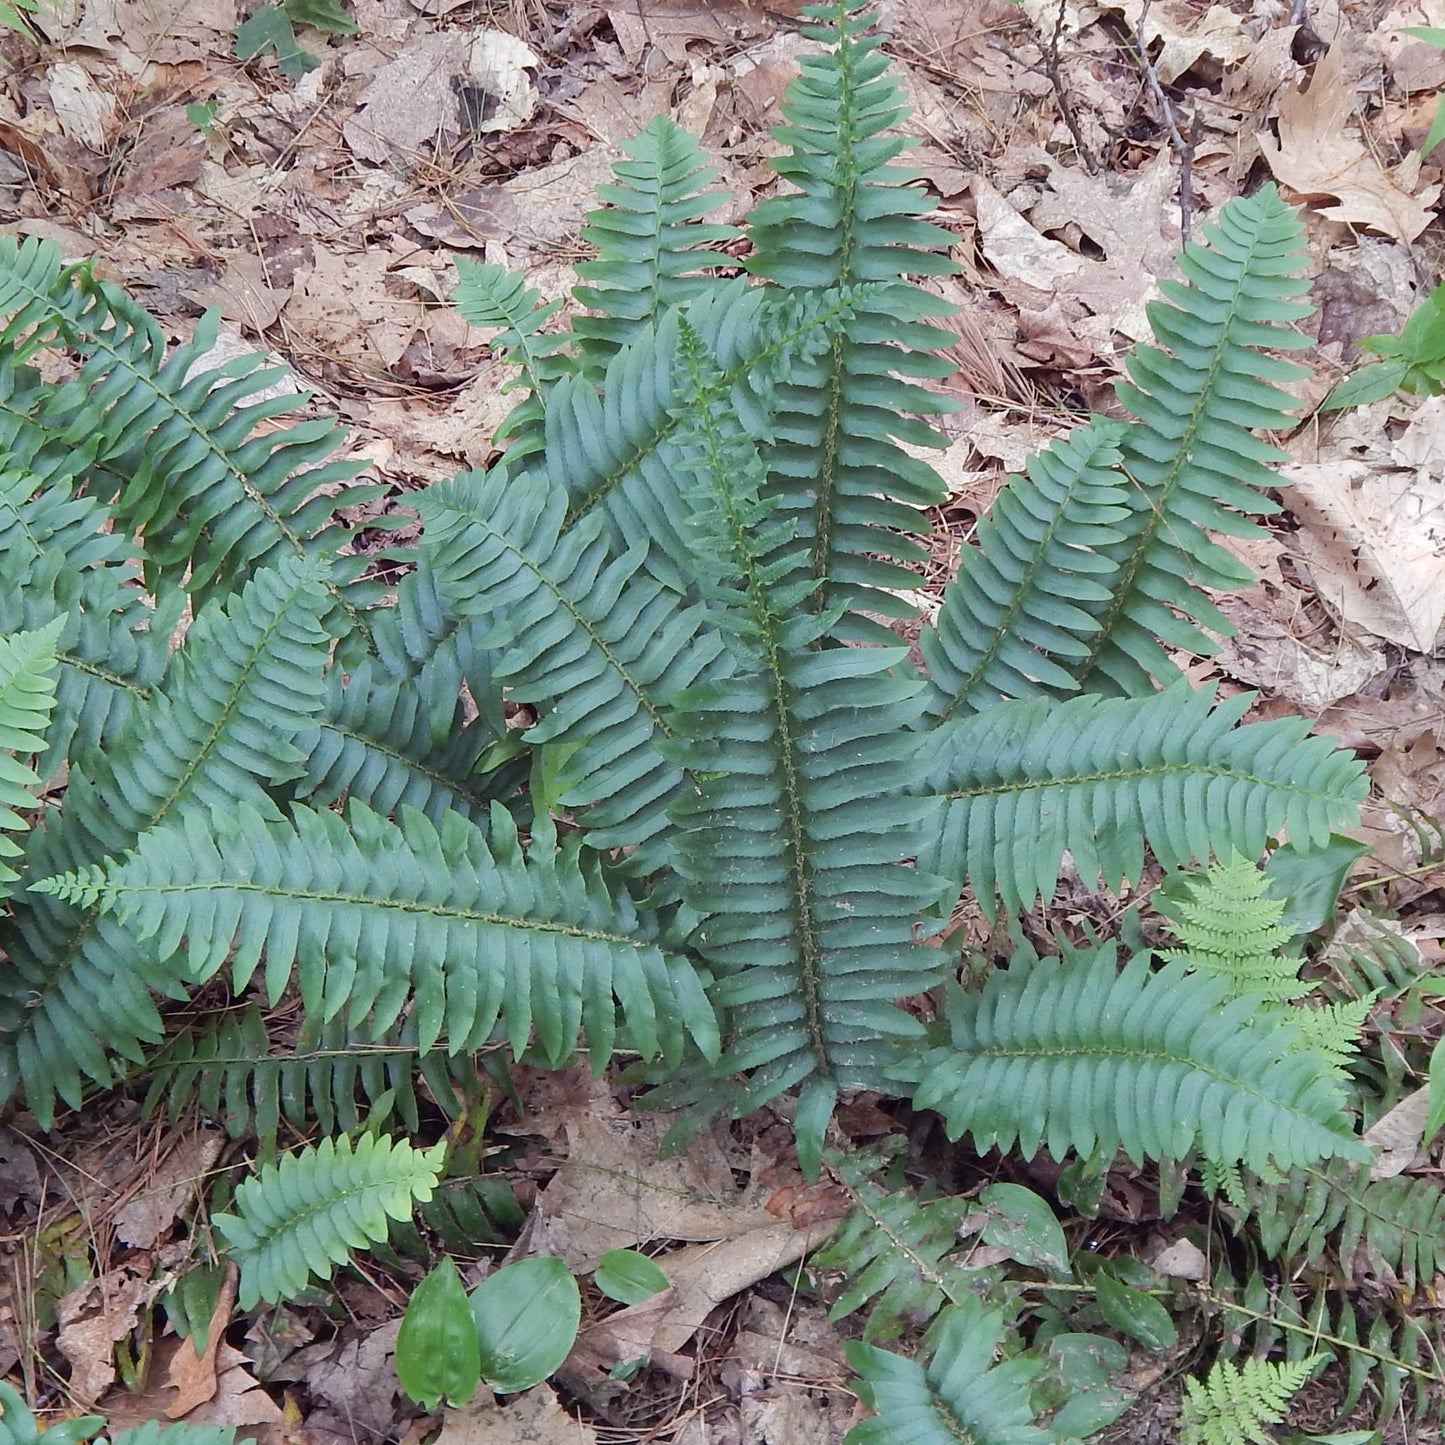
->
923, 683, 1369, 916
36, 799, 720, 1069
1069, 187, 1312, 694
747, 0, 957, 643
898, 943, 1368, 1173
214, 1133, 447, 1309
845, 1296, 1049, 1445
1179, 1355, 1317, 1445
572, 115, 738, 374
452, 258, 571, 467
0, 617, 63, 896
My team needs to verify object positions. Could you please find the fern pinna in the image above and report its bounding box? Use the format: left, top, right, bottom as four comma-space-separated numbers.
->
0, 0, 1379, 1434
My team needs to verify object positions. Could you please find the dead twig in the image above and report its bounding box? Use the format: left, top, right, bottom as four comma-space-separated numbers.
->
989, 0, 1101, 175
1127, 0, 1198, 242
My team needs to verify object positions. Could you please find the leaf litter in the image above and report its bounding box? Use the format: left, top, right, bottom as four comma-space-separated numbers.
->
6, 0, 1445, 1434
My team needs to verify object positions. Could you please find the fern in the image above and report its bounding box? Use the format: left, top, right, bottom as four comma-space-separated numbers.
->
1179, 1355, 1317, 1445
924, 684, 1368, 916
845, 1296, 1049, 1444
571, 115, 737, 374
898, 941, 1369, 1173
37, 798, 720, 1068
0, 236, 391, 612
0, 556, 336, 1123
813, 1142, 980, 1341
214, 1133, 447, 1308
0, 617, 62, 895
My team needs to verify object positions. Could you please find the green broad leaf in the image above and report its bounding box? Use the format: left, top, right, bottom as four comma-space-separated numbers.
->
162, 1265, 226, 1358
1037, 1333, 1132, 1438
283, 0, 358, 33
470, 1256, 580, 1393
396, 1257, 481, 1410
1425, 1035, 1445, 1147
1288, 1433, 1382, 1444
1091, 1270, 1175, 1351
234, 6, 319, 77
595, 1249, 669, 1305
978, 1183, 1070, 1278
1320, 359, 1411, 411
185, 100, 219, 131
1264, 835, 1369, 938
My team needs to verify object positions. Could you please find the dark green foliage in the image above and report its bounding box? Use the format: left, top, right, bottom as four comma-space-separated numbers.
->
899, 943, 1368, 1173
0, 0, 1382, 1418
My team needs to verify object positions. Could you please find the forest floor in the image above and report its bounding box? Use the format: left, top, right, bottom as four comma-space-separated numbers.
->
4, 0, 1445, 1438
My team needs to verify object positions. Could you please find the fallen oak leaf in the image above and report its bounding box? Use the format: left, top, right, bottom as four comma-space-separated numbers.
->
164, 1261, 238, 1417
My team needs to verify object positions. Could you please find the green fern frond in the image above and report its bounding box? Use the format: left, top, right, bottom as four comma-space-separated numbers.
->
572, 115, 738, 374
37, 798, 720, 1069
453, 258, 572, 467
898, 943, 1368, 1173
1294, 996, 1371, 1067
661, 318, 944, 1165
1069, 186, 1312, 694
0, 556, 336, 1124
300, 653, 512, 827
746, 0, 957, 641
214, 1133, 447, 1309
1240, 1161, 1445, 1295
0, 616, 63, 894
921, 422, 1130, 720
845, 1295, 1049, 1445
1179, 1355, 1317, 1445
814, 1143, 978, 1341
924, 683, 1369, 916
1157, 853, 1305, 1002
419, 463, 730, 853
140, 1004, 465, 1145
0, 236, 388, 611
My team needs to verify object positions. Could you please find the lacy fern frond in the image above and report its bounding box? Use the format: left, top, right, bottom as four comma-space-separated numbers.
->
37, 799, 720, 1069
746, 0, 957, 641
923, 683, 1368, 915
572, 116, 738, 373
0, 616, 62, 895
844, 1296, 1049, 1445
898, 944, 1368, 1173
1179, 1355, 1316, 1445
921, 422, 1130, 720
1157, 853, 1306, 1002
1069, 186, 1312, 694
0, 236, 387, 611
214, 1133, 447, 1309
813, 1143, 978, 1342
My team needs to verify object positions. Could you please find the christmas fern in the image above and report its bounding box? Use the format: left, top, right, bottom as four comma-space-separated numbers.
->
0, 0, 1383, 1420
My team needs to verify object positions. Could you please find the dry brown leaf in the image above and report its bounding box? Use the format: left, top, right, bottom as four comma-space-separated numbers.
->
114, 1130, 224, 1250
1258, 43, 1440, 241
523, 1112, 756, 1271
57, 1268, 166, 1406
1363, 1085, 1430, 1178
162, 1262, 237, 1417
286, 246, 422, 371
103, 1341, 284, 1442
1283, 399, 1445, 652
433, 1387, 596, 1445
45, 61, 121, 153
